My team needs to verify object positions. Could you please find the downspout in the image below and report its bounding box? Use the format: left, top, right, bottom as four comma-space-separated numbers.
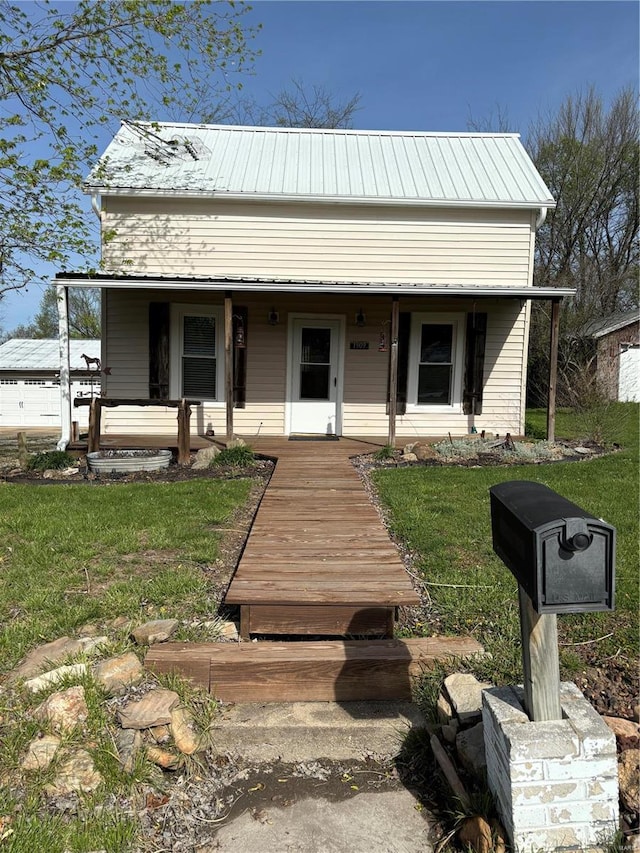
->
91, 192, 101, 220
535, 207, 547, 230
57, 284, 72, 450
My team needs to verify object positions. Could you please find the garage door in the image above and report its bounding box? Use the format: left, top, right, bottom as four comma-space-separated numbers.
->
619, 347, 639, 402
0, 379, 60, 427
0, 379, 97, 428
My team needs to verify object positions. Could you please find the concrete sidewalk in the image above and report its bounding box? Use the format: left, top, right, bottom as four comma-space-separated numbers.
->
200, 700, 436, 853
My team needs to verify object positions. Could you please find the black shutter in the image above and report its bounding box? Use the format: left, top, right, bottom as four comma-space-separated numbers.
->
463, 312, 487, 415
149, 302, 170, 399
233, 307, 247, 409
387, 312, 411, 415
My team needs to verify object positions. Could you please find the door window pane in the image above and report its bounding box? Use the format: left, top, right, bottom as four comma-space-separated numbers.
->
300, 364, 330, 400
417, 323, 453, 405
299, 326, 331, 400
301, 328, 330, 364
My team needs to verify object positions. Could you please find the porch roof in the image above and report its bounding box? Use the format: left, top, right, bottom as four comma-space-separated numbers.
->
55, 272, 574, 300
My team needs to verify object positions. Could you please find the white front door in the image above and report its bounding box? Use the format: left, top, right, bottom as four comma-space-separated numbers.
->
289, 318, 342, 435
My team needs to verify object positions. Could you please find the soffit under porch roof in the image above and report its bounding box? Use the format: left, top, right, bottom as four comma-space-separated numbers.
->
55, 273, 574, 300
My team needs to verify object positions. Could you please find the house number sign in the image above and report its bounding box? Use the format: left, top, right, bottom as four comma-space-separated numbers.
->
349, 341, 369, 350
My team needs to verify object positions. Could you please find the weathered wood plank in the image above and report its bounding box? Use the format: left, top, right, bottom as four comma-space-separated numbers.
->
223, 439, 420, 632
145, 637, 485, 702
247, 605, 394, 637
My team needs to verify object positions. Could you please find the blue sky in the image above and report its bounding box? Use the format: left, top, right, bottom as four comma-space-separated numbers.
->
2, 0, 638, 332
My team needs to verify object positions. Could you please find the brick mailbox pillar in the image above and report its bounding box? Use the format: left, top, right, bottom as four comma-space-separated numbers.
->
483, 683, 618, 852
485, 483, 619, 851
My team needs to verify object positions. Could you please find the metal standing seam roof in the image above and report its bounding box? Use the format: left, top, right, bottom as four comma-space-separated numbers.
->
0, 339, 100, 372
85, 122, 555, 209
56, 272, 575, 300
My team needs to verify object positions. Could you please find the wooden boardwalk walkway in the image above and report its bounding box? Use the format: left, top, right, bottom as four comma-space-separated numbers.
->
224, 438, 420, 638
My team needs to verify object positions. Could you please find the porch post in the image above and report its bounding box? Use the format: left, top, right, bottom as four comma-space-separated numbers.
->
388, 296, 399, 447
56, 284, 72, 451
224, 292, 234, 439
547, 297, 561, 443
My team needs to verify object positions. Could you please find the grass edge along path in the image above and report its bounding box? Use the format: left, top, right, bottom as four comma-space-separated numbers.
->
372, 403, 639, 687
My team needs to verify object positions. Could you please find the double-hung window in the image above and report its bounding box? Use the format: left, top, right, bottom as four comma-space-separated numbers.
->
171, 305, 223, 401
408, 313, 465, 410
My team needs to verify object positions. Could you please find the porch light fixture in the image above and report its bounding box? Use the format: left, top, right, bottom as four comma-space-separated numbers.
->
233, 314, 246, 348
355, 308, 366, 327
378, 320, 389, 352
268, 308, 279, 326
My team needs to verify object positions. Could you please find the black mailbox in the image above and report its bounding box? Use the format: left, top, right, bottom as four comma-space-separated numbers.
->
490, 481, 615, 614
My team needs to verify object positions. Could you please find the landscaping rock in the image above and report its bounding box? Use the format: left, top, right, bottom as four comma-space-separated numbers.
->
109, 616, 132, 630
618, 748, 640, 815
456, 722, 486, 778
414, 443, 438, 461
458, 815, 493, 853
402, 443, 418, 455
170, 706, 200, 755
22, 734, 61, 771
24, 663, 87, 693
436, 692, 453, 724
94, 652, 144, 696
603, 715, 640, 749
145, 745, 180, 770
12, 635, 107, 681
115, 729, 142, 774
130, 619, 179, 645
78, 623, 100, 637
441, 718, 459, 744
45, 749, 102, 796
118, 689, 180, 729
219, 620, 239, 640
444, 673, 492, 726
34, 685, 88, 732
148, 724, 171, 744
192, 446, 220, 469
42, 468, 78, 480
491, 819, 508, 853
402, 452, 418, 462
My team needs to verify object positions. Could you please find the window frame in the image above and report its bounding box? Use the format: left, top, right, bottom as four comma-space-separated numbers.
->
170, 304, 224, 403
406, 312, 465, 412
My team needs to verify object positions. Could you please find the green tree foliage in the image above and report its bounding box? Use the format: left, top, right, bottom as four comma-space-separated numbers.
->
527, 87, 639, 405
7, 286, 100, 339
0, 0, 257, 296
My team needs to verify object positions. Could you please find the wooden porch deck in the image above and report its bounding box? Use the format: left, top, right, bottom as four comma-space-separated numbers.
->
223, 437, 420, 638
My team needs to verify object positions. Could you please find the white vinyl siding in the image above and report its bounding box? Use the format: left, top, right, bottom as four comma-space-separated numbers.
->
100, 291, 529, 437
101, 198, 534, 287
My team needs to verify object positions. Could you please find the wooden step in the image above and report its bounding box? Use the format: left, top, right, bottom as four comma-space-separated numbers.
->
145, 636, 484, 702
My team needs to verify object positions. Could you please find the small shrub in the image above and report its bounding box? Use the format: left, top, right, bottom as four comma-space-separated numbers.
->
212, 445, 254, 467
27, 450, 76, 471
524, 418, 546, 440
374, 444, 396, 461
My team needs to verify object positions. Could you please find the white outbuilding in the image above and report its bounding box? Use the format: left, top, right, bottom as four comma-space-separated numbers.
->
0, 338, 101, 428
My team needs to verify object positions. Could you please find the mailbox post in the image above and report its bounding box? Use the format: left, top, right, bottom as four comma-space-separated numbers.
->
489, 481, 615, 722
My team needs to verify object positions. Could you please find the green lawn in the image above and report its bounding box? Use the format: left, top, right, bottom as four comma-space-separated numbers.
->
0, 475, 251, 852
373, 403, 639, 684
0, 478, 251, 674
